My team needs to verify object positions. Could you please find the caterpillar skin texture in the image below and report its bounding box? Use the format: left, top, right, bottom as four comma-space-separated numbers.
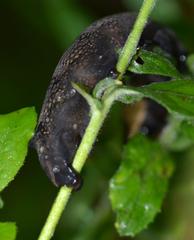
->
32, 13, 186, 189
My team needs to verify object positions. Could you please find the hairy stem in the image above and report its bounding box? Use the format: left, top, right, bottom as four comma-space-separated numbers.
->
116, 0, 157, 78
38, 99, 113, 240
37, 187, 71, 240
38, 0, 157, 239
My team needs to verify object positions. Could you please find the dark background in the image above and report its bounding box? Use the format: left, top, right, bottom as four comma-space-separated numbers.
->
0, 0, 194, 239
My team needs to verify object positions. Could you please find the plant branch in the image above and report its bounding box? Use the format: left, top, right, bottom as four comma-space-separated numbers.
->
38, 94, 113, 240
116, 0, 157, 78
38, 1, 157, 239
37, 187, 71, 240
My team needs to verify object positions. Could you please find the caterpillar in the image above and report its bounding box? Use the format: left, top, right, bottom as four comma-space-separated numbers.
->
31, 13, 186, 190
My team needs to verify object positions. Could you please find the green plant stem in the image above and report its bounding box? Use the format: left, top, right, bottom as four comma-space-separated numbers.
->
37, 187, 71, 240
38, 99, 113, 240
116, 0, 157, 78
38, 0, 157, 239
37, 88, 142, 240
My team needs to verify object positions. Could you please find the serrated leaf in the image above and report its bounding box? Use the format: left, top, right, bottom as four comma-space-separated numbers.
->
128, 49, 180, 78
136, 79, 194, 119
0, 107, 37, 192
109, 135, 173, 237
0, 222, 17, 240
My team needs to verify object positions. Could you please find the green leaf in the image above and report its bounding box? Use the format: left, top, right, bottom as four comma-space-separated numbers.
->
109, 135, 174, 237
136, 79, 194, 119
160, 117, 194, 151
124, 0, 182, 24
0, 196, 3, 209
128, 49, 180, 78
43, 0, 91, 48
0, 107, 37, 192
187, 54, 194, 75
8, 0, 91, 49
180, 121, 194, 141
0, 222, 17, 240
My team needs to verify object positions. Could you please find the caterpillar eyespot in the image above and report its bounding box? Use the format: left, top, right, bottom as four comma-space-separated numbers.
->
31, 13, 186, 190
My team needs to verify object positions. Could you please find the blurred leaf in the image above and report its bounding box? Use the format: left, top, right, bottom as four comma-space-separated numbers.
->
7, 0, 91, 48
43, 0, 91, 47
180, 121, 194, 140
123, 0, 182, 23
128, 49, 180, 78
0, 196, 3, 209
0, 222, 17, 240
160, 117, 194, 151
135, 79, 194, 119
134, 148, 194, 240
187, 54, 194, 75
109, 134, 174, 237
0, 107, 37, 192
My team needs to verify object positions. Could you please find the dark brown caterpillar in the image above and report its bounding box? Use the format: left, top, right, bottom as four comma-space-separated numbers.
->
31, 13, 186, 190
